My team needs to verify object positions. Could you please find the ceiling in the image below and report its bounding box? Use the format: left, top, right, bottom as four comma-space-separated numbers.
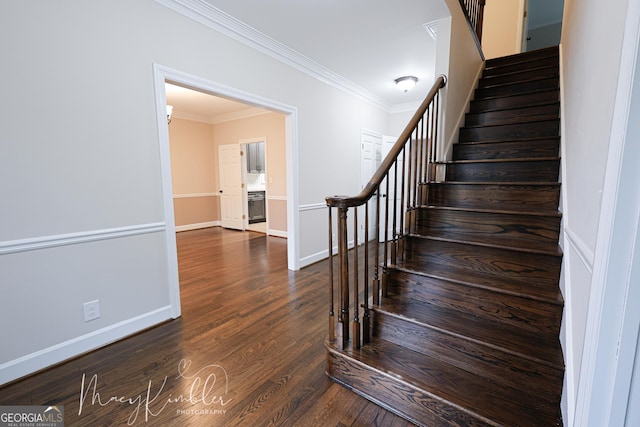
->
165, 83, 271, 124
164, 0, 564, 122
165, 0, 451, 121
202, 0, 451, 107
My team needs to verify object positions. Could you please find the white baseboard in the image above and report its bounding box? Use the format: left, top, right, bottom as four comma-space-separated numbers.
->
299, 239, 358, 268
300, 249, 330, 268
0, 306, 173, 386
175, 221, 220, 232
268, 229, 288, 238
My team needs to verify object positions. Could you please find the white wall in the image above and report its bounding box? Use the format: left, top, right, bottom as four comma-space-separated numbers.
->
0, 0, 390, 384
570, 0, 640, 423
559, 0, 634, 423
384, 0, 483, 183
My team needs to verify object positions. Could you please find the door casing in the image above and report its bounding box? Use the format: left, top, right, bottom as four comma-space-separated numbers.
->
152, 64, 300, 319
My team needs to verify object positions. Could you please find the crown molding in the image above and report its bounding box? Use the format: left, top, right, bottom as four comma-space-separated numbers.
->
154, 0, 392, 112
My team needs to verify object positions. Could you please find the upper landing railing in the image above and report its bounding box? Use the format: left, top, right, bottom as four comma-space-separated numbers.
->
459, 0, 486, 42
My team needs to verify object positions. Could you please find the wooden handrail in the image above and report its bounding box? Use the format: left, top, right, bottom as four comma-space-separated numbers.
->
326, 75, 447, 209
326, 75, 447, 350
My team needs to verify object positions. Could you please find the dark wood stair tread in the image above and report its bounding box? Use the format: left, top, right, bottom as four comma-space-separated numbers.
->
479, 66, 559, 89
473, 87, 559, 103
455, 135, 560, 146
444, 160, 560, 183
412, 205, 562, 246
483, 55, 559, 78
395, 260, 563, 305
452, 139, 560, 160
470, 90, 559, 113
413, 207, 562, 254
464, 103, 560, 127
474, 77, 559, 100
375, 296, 563, 368
460, 120, 560, 137
461, 116, 559, 131
445, 156, 560, 165
404, 236, 561, 291
436, 180, 561, 186
385, 268, 563, 336
486, 51, 558, 67
327, 337, 562, 427
425, 182, 561, 213
408, 233, 562, 256
423, 234, 559, 255
485, 46, 559, 69
426, 180, 562, 187
390, 263, 564, 304
418, 205, 561, 218
478, 71, 560, 89
459, 119, 560, 144
465, 113, 561, 128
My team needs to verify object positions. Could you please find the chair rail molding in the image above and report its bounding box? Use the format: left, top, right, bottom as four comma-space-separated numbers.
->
0, 223, 166, 256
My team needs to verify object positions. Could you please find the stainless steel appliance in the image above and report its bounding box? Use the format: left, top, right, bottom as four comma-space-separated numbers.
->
247, 191, 266, 224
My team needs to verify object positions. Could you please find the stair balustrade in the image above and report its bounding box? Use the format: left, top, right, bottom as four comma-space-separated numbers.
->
326, 75, 446, 350
459, 0, 486, 42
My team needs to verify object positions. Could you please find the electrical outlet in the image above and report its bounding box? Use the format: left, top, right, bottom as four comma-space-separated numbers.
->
83, 300, 101, 322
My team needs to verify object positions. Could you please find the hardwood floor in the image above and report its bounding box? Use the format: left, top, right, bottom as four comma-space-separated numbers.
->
0, 227, 411, 426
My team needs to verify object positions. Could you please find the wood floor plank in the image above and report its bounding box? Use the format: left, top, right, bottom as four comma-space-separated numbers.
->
0, 227, 411, 426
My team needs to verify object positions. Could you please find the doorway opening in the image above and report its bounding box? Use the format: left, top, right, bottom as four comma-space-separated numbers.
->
241, 138, 268, 234
153, 64, 300, 319
481, 0, 564, 58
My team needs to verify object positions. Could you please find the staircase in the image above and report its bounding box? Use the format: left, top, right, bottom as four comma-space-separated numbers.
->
326, 46, 564, 426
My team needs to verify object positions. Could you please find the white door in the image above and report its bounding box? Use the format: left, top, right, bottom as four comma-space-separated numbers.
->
360, 131, 383, 243
218, 144, 244, 230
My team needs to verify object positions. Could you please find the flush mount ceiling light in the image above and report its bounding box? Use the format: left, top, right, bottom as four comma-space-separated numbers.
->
166, 105, 173, 124
395, 76, 418, 93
